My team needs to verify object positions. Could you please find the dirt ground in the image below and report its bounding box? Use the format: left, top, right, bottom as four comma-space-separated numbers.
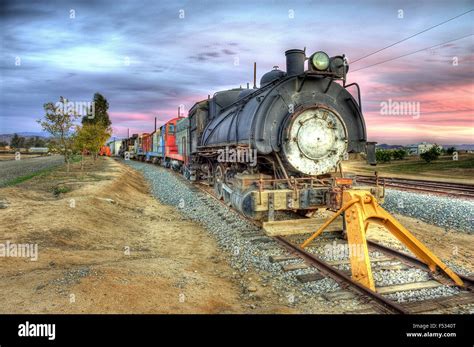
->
0, 157, 294, 313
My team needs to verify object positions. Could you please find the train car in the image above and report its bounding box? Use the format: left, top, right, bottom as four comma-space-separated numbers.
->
145, 129, 161, 163
99, 146, 111, 156
120, 134, 137, 158
161, 117, 185, 169
143, 133, 152, 154
133, 136, 139, 159
107, 139, 121, 156
136, 133, 150, 161
176, 117, 190, 174
148, 118, 180, 167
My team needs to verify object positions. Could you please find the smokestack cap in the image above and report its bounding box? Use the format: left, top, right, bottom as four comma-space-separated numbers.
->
285, 49, 306, 76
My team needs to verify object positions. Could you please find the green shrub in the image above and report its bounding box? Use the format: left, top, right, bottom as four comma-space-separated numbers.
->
376, 149, 392, 163
392, 149, 408, 160
420, 146, 441, 163
445, 147, 456, 155
52, 185, 71, 196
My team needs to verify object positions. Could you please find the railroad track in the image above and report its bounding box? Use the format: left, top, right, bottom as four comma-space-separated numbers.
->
274, 234, 474, 314
127, 159, 474, 314
355, 175, 474, 199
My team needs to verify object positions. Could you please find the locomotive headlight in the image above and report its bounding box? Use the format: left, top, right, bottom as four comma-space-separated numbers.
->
311, 51, 330, 71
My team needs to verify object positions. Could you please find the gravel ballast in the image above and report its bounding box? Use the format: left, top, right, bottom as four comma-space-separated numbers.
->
382, 189, 474, 233
124, 160, 467, 309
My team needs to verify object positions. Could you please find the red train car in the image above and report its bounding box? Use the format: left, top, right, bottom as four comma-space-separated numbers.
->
163, 117, 185, 165
142, 133, 152, 153
99, 146, 111, 156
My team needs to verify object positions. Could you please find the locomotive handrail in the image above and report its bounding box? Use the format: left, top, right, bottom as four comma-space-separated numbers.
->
343, 82, 362, 112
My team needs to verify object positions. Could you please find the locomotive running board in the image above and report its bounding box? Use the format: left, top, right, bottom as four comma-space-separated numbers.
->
300, 189, 464, 291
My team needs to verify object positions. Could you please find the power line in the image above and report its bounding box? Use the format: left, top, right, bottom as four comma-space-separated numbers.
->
351, 9, 474, 64
351, 33, 473, 72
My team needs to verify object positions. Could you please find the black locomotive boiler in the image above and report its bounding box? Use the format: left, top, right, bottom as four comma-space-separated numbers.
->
185, 49, 375, 220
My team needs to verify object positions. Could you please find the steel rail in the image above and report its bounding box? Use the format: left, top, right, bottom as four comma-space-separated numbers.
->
274, 236, 409, 314
356, 175, 474, 190
367, 240, 474, 291
355, 176, 474, 199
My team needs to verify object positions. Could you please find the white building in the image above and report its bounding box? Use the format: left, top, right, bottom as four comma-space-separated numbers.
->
406, 142, 439, 155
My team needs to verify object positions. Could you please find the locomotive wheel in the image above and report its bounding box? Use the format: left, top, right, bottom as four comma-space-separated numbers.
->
214, 164, 224, 200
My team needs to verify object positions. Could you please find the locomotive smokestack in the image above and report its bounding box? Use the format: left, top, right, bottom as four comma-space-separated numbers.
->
285, 49, 305, 76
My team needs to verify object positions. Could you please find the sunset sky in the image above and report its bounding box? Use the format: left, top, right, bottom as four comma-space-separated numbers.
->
1, 0, 473, 145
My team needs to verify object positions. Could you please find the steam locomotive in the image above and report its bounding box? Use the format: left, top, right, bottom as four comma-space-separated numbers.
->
121, 49, 377, 220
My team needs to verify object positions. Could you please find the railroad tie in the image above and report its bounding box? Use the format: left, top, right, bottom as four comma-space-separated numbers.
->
281, 262, 309, 272
268, 255, 300, 263
296, 272, 324, 283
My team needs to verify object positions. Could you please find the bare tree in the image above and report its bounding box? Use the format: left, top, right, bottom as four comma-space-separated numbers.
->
37, 97, 79, 172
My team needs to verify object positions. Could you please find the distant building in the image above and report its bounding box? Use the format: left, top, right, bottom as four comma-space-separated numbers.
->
406, 142, 437, 155
406, 144, 419, 155
29, 147, 49, 154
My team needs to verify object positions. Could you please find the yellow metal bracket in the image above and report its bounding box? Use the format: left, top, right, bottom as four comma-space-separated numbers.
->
301, 189, 464, 291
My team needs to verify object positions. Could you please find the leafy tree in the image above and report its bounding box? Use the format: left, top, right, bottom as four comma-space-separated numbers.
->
0, 141, 8, 147
445, 147, 456, 155
10, 133, 25, 149
74, 123, 111, 168
37, 137, 46, 147
25, 137, 35, 148
392, 148, 408, 160
27, 136, 46, 147
376, 149, 392, 163
420, 145, 442, 163
37, 97, 80, 172
82, 93, 111, 127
